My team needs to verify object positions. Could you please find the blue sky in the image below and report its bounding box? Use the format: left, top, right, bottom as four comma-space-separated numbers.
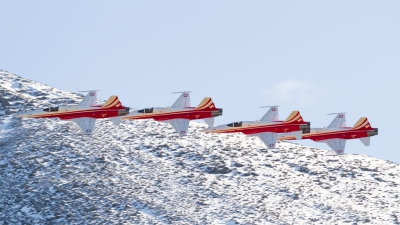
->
1, 1, 399, 163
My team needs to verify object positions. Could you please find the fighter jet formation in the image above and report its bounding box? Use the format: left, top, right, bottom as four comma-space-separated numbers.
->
15, 91, 378, 155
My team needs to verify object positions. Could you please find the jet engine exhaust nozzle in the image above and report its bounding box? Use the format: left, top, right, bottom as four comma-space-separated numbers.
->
300, 122, 311, 134
118, 107, 130, 116
211, 108, 223, 117
367, 128, 378, 137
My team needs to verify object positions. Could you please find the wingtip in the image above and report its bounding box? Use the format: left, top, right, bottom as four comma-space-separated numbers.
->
171, 91, 192, 94
259, 105, 280, 108
327, 112, 347, 115
78, 90, 99, 92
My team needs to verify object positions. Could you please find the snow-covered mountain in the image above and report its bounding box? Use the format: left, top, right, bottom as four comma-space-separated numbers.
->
1, 70, 399, 224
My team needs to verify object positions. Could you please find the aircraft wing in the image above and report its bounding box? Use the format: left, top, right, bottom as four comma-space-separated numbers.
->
327, 113, 346, 128
171, 92, 191, 108
166, 119, 190, 136
256, 132, 278, 149
78, 90, 98, 107
70, 117, 96, 134
259, 106, 279, 122
323, 138, 346, 154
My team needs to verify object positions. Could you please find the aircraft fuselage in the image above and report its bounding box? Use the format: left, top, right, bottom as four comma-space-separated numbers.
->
202, 121, 310, 135
122, 107, 223, 121
279, 127, 378, 141
16, 105, 129, 120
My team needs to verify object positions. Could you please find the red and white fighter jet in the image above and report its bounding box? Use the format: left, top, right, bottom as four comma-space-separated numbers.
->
15, 90, 129, 134
278, 113, 379, 154
121, 92, 223, 136
200, 106, 311, 149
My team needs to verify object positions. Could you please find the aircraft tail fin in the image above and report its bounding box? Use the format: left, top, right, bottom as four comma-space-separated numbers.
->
196, 97, 217, 110
351, 117, 372, 130
102, 96, 124, 109
284, 111, 304, 124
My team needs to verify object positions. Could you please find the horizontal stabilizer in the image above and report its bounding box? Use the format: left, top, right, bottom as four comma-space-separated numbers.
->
293, 131, 302, 140
110, 116, 121, 126
203, 117, 214, 127
359, 137, 370, 146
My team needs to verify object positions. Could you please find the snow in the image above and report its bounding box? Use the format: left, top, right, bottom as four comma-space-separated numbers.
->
0, 70, 399, 224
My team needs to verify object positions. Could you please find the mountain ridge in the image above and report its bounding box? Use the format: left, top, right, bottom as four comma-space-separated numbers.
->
0, 70, 399, 224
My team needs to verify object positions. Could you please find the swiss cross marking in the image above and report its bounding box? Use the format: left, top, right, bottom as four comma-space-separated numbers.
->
86, 129, 91, 133
337, 150, 343, 153
269, 143, 274, 147
339, 115, 343, 118
183, 94, 188, 97
90, 93, 95, 96
272, 108, 276, 111
181, 131, 186, 134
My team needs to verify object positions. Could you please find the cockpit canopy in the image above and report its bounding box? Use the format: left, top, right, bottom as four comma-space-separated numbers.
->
138, 108, 154, 113
227, 121, 242, 127
43, 107, 59, 112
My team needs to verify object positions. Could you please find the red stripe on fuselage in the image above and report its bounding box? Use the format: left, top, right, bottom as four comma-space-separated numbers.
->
30, 108, 123, 120
216, 123, 304, 135
126, 108, 219, 121
304, 129, 371, 141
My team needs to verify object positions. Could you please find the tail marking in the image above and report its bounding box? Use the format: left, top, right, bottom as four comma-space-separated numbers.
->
102, 96, 124, 109
196, 97, 216, 110
284, 111, 304, 123
351, 117, 372, 130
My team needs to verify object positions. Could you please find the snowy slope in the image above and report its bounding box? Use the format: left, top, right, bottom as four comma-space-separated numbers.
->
1, 70, 399, 224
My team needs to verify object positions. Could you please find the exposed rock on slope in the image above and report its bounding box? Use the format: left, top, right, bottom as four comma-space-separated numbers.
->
1, 70, 399, 224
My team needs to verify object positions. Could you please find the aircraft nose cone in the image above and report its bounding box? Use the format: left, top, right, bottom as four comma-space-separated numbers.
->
14, 113, 26, 118
200, 126, 219, 133
199, 127, 212, 133
128, 111, 139, 116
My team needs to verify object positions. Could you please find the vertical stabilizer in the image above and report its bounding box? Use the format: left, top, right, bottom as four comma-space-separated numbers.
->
284, 111, 304, 124
351, 117, 372, 130
102, 96, 124, 109
196, 97, 216, 110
